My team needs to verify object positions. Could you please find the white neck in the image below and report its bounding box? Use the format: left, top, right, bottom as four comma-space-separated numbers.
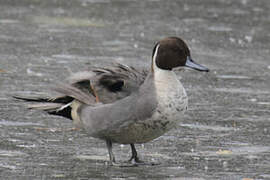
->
152, 44, 181, 92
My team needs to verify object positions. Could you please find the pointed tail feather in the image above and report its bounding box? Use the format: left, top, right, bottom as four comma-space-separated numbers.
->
13, 95, 73, 119
27, 102, 64, 111
13, 95, 52, 103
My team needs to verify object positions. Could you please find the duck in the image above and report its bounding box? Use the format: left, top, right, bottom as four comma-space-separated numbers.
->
15, 37, 209, 166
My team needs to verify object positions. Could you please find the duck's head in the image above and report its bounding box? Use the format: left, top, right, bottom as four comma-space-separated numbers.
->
152, 37, 209, 72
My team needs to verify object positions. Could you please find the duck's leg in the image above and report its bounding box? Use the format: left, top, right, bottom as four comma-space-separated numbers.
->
129, 144, 160, 166
105, 142, 157, 166
129, 144, 144, 163
106, 140, 116, 165
105, 141, 142, 166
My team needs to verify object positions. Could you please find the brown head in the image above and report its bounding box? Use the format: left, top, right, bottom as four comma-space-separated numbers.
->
152, 37, 209, 72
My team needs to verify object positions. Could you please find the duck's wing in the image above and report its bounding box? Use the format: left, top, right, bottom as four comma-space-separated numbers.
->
69, 63, 148, 103
14, 63, 148, 119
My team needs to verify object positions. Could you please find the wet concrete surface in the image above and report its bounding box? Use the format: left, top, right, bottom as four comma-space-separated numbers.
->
0, 0, 270, 179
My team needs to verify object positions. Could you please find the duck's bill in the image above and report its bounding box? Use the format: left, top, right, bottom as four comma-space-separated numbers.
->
185, 56, 209, 72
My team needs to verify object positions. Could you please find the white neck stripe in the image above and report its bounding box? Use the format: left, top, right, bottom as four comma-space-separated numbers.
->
152, 44, 160, 69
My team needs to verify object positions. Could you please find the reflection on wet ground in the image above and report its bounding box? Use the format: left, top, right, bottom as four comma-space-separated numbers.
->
0, 0, 270, 179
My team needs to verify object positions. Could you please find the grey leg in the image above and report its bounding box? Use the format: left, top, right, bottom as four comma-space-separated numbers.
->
129, 144, 143, 163
106, 140, 115, 164
105, 142, 158, 166
129, 144, 160, 166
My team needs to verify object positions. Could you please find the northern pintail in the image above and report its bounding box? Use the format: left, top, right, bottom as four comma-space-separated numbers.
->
15, 37, 209, 165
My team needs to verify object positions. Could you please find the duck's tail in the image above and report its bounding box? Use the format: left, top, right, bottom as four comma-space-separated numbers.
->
13, 95, 73, 119
14, 84, 96, 120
